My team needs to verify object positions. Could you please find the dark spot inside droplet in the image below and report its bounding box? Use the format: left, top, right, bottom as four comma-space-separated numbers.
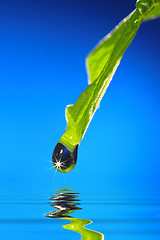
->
52, 143, 78, 173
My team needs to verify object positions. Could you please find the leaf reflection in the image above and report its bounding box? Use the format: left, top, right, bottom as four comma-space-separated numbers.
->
46, 189, 104, 240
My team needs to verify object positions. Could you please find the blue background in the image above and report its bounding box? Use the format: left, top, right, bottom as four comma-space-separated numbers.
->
0, 0, 160, 200
0, 1, 160, 239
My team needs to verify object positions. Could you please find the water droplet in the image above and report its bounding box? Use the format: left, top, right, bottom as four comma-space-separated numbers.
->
52, 143, 78, 173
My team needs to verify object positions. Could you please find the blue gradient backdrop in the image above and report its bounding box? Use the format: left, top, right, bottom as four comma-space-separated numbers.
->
0, 0, 160, 193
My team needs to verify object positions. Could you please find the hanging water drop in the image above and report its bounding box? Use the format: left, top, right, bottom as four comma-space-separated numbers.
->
52, 143, 78, 173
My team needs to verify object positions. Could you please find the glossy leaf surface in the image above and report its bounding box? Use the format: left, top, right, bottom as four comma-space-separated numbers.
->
59, 0, 160, 150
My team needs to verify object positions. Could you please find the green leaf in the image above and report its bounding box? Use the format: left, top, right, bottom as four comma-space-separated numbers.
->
63, 217, 103, 240
59, 0, 160, 150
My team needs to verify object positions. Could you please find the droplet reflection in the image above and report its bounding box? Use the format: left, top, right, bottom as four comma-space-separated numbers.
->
46, 189, 104, 240
46, 191, 81, 218
52, 143, 78, 173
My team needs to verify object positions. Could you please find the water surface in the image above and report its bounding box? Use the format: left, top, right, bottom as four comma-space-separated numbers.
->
0, 188, 160, 240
